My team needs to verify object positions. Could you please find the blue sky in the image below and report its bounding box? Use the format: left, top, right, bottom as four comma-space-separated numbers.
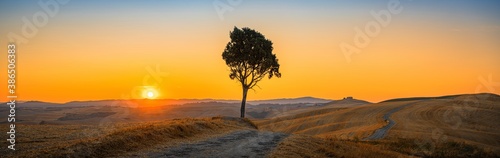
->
0, 0, 499, 102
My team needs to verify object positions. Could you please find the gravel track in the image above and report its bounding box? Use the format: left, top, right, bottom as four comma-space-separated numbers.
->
148, 130, 288, 158
364, 101, 422, 140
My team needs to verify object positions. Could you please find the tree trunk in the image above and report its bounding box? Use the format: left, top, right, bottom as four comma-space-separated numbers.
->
240, 87, 249, 118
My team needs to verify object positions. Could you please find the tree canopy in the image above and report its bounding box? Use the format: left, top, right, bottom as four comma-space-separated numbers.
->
222, 27, 281, 118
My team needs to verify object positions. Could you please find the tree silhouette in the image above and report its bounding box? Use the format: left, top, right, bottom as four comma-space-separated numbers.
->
222, 27, 281, 118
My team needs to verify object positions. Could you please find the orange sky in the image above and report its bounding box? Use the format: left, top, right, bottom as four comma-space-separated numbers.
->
1, 1, 499, 103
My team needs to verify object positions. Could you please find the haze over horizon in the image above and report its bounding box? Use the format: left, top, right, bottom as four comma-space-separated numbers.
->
10, 93, 499, 105
1, 0, 499, 103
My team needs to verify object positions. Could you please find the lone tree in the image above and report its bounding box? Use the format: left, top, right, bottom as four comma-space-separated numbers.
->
222, 27, 281, 118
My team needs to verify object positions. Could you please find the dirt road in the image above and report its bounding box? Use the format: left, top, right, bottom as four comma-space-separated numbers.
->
147, 130, 288, 158
364, 101, 421, 140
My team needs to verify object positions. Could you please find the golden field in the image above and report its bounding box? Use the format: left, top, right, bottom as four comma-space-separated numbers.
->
0, 93, 498, 157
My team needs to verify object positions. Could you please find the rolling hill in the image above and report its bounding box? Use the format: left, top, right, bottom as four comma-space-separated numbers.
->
256, 93, 500, 156
1, 93, 497, 157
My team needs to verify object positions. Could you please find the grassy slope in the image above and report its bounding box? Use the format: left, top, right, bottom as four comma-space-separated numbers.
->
255, 101, 414, 139
388, 93, 500, 153
0, 116, 255, 157
268, 134, 405, 158
269, 135, 495, 158
257, 93, 500, 157
1, 93, 497, 157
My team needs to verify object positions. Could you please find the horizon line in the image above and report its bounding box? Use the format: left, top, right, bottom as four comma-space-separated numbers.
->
6, 92, 498, 104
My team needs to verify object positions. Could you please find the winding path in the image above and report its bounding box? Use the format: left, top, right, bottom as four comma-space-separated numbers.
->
147, 130, 288, 158
364, 101, 421, 140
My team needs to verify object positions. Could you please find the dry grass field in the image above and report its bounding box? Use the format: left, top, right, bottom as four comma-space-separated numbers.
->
268, 134, 406, 158
387, 93, 500, 153
255, 100, 411, 139
256, 93, 500, 157
1, 93, 498, 157
0, 116, 256, 157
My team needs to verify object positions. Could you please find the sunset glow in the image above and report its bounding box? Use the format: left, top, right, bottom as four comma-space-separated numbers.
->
147, 91, 154, 99
0, 0, 499, 103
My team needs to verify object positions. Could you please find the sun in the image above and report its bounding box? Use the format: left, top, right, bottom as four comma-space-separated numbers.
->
147, 91, 154, 98
143, 87, 159, 99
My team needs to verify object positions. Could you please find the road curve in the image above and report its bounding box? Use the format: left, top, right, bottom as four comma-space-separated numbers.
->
364, 101, 421, 140
147, 130, 288, 158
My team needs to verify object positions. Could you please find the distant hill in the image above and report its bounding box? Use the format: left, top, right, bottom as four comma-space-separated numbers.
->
9, 97, 334, 107
16, 101, 62, 107
247, 97, 332, 105
323, 97, 371, 106
380, 93, 500, 103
